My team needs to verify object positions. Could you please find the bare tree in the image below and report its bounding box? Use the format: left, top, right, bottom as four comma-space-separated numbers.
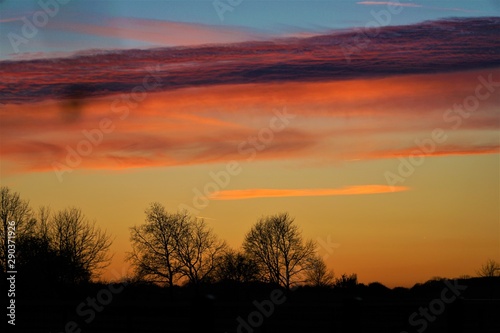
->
51, 207, 112, 283
16, 206, 53, 275
128, 203, 187, 294
0, 186, 34, 273
37, 206, 51, 241
243, 213, 316, 290
128, 206, 227, 291
304, 255, 334, 287
477, 259, 500, 277
174, 217, 227, 287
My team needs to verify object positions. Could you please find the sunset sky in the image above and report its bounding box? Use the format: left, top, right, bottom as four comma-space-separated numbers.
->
1, 0, 499, 287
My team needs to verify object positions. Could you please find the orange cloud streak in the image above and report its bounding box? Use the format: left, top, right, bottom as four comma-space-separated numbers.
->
0, 69, 498, 176
210, 185, 410, 200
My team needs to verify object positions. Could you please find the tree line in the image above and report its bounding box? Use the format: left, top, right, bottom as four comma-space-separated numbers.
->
1, 186, 498, 293
0, 187, 334, 291
128, 202, 335, 294
0, 187, 112, 287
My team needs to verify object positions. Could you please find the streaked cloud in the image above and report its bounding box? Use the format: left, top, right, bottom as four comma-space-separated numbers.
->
356, 1, 481, 13
1, 17, 499, 104
51, 17, 267, 49
357, 2, 422, 8
0, 16, 25, 23
0, 66, 498, 175
0, 18, 498, 177
209, 185, 410, 200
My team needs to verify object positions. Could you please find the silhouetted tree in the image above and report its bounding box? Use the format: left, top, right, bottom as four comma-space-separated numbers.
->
334, 273, 358, 289
477, 259, 500, 277
51, 207, 112, 283
175, 217, 227, 287
214, 249, 260, 283
36, 206, 51, 241
16, 207, 54, 281
304, 255, 334, 287
0, 186, 35, 274
243, 213, 316, 289
1, 195, 112, 286
16, 233, 68, 290
128, 206, 226, 291
128, 204, 187, 294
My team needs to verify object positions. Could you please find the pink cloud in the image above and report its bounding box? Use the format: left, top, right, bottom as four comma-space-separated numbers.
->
0, 17, 24, 23
2, 17, 499, 104
51, 17, 267, 48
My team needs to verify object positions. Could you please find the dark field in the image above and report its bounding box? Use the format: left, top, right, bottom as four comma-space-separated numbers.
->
8, 277, 500, 333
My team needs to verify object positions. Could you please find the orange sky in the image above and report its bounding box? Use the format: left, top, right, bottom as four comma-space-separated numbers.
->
1, 68, 498, 287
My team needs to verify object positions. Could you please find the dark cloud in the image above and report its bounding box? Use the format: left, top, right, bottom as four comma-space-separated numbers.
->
1, 17, 499, 104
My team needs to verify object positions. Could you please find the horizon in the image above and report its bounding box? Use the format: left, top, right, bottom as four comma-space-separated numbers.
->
1, 0, 499, 289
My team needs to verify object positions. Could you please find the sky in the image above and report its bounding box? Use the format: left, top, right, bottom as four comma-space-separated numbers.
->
0, 0, 499, 287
